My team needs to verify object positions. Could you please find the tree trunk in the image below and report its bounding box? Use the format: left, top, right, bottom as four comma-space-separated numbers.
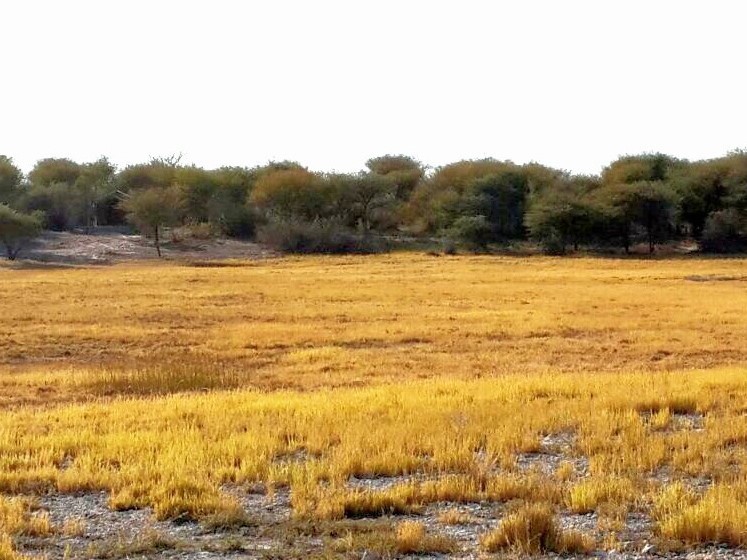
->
154, 226, 162, 258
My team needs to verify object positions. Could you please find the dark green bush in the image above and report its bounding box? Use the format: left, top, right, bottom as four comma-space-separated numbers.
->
257, 219, 387, 254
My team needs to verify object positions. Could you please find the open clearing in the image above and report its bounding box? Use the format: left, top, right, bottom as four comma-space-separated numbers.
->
1, 254, 747, 559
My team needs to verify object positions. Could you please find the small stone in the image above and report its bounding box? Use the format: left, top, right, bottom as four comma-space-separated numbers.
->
642, 543, 656, 554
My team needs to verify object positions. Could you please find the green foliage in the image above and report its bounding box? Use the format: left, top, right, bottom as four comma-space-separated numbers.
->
701, 209, 747, 253
117, 160, 178, 192
0, 156, 23, 205
467, 171, 528, 241
20, 183, 83, 231
250, 169, 333, 221
671, 160, 729, 237
526, 192, 600, 254
448, 215, 493, 251
407, 159, 515, 232
3, 149, 747, 255
75, 157, 116, 231
174, 166, 218, 223
120, 186, 184, 257
602, 153, 682, 185
365, 154, 424, 200
257, 219, 386, 254
28, 158, 82, 187
345, 173, 396, 231
593, 181, 676, 253
0, 204, 43, 260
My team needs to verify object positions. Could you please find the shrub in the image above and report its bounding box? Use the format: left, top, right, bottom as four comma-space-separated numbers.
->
0, 205, 43, 260
257, 219, 387, 254
447, 215, 492, 251
701, 209, 747, 253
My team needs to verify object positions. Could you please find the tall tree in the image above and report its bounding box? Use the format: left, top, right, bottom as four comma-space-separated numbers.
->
594, 182, 676, 253
75, 157, 116, 232
120, 187, 184, 257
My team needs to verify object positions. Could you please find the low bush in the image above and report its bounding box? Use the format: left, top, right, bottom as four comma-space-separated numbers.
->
257, 219, 387, 254
701, 209, 747, 253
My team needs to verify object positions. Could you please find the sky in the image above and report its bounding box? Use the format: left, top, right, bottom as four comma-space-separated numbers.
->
2, 0, 745, 176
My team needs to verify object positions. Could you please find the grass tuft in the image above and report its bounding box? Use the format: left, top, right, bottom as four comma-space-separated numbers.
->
480, 503, 593, 554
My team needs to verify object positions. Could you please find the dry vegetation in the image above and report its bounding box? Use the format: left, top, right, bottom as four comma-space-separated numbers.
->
1, 254, 747, 557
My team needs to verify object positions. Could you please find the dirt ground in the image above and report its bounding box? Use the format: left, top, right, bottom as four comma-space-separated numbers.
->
14, 229, 275, 266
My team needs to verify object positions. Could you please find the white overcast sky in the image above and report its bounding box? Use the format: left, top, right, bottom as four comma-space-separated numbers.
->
1, 0, 745, 175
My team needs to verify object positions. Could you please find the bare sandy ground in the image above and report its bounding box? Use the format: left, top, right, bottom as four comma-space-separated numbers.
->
13, 229, 275, 266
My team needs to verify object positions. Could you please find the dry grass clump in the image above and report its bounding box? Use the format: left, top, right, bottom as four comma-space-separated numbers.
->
80, 356, 249, 397
656, 485, 747, 546
566, 477, 637, 514
395, 521, 457, 554
0, 535, 22, 560
0, 495, 54, 560
60, 517, 86, 537
0, 495, 53, 537
480, 503, 593, 554
437, 508, 474, 525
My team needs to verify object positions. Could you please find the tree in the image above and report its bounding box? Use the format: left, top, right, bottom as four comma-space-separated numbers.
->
75, 157, 116, 232
448, 215, 493, 251
117, 160, 178, 192
20, 183, 83, 231
174, 166, 218, 223
601, 153, 682, 185
671, 160, 728, 237
365, 155, 424, 200
0, 156, 23, 205
701, 209, 747, 253
28, 158, 81, 187
120, 187, 184, 257
593, 182, 676, 253
347, 173, 395, 232
526, 193, 599, 254
407, 159, 516, 232
0, 205, 43, 260
250, 169, 332, 220
466, 172, 529, 242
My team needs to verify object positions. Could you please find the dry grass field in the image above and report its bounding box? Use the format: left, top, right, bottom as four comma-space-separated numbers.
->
1, 254, 747, 558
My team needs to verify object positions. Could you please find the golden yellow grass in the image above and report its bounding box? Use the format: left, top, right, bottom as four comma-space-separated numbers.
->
1, 255, 746, 405
1, 254, 747, 555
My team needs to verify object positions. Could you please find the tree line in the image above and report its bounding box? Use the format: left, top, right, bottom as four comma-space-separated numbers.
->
1, 150, 746, 259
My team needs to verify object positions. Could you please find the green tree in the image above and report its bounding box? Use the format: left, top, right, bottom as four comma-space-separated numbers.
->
593, 182, 676, 253
601, 153, 682, 185
526, 192, 599, 254
174, 166, 218, 223
250, 169, 332, 220
346, 173, 396, 232
0, 156, 23, 205
408, 159, 516, 232
117, 159, 178, 192
466, 171, 529, 242
120, 187, 184, 257
365, 154, 424, 200
75, 157, 116, 232
20, 183, 83, 231
0, 205, 43, 260
448, 215, 493, 251
28, 158, 81, 187
701, 209, 747, 253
